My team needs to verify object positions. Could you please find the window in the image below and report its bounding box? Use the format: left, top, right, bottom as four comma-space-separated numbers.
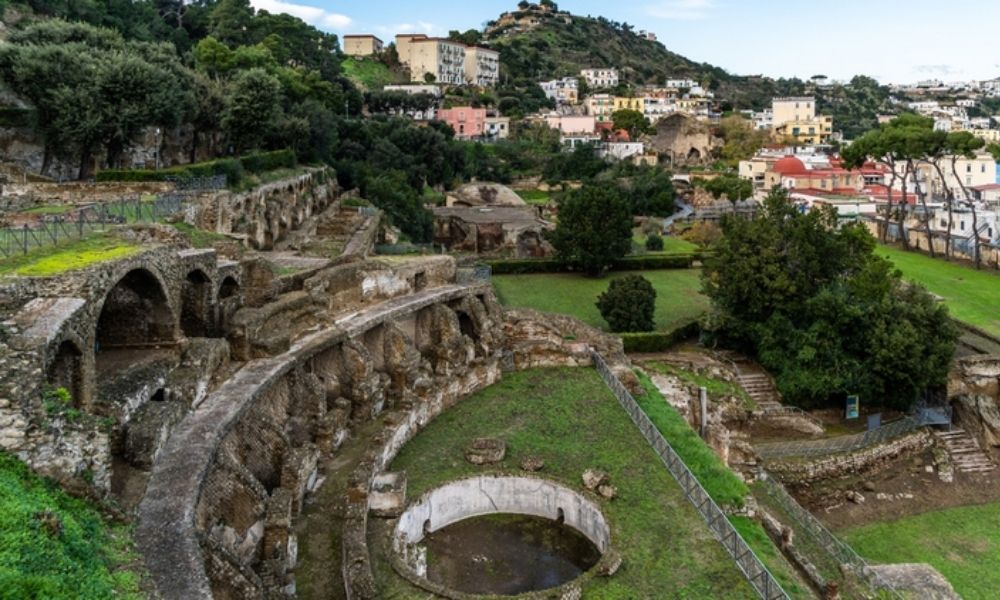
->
967, 164, 972, 173
961, 221, 966, 231
940, 219, 947, 227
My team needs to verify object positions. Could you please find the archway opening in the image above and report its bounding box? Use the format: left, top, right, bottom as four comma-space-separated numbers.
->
219, 276, 240, 299
47, 340, 83, 408
96, 269, 174, 353
456, 311, 478, 342
181, 270, 212, 338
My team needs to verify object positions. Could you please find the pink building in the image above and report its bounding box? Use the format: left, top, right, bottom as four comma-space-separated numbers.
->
544, 114, 597, 135
437, 106, 487, 139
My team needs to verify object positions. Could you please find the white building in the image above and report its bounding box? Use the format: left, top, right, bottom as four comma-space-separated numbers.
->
465, 47, 500, 87
601, 142, 645, 161
665, 79, 698, 89
539, 77, 579, 104
485, 116, 511, 140
580, 68, 619, 89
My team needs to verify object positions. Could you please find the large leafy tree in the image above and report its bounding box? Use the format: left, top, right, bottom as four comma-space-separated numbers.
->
222, 68, 281, 153
547, 184, 633, 275
596, 274, 656, 332
704, 190, 956, 410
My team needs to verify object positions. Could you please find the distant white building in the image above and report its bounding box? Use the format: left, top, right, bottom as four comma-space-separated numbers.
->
664, 79, 698, 89
539, 77, 579, 104
601, 142, 645, 161
580, 68, 619, 88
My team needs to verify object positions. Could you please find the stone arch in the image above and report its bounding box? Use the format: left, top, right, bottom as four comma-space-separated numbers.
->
47, 340, 84, 407
455, 310, 479, 342
96, 268, 175, 353
687, 147, 702, 161
219, 276, 240, 300
181, 269, 213, 338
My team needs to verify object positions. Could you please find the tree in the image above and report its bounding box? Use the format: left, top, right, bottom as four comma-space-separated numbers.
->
611, 108, 650, 140
596, 275, 656, 332
645, 234, 664, 251
716, 114, 770, 165
703, 189, 956, 410
223, 68, 281, 153
209, 0, 254, 46
547, 185, 633, 276
700, 174, 753, 203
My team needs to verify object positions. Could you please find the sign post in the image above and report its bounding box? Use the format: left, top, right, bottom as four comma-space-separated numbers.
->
846, 395, 860, 420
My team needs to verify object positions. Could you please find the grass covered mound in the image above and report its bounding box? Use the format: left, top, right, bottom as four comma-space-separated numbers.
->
0, 452, 142, 600
492, 269, 708, 332
0, 234, 141, 277
879, 245, 1000, 337
379, 367, 754, 599
842, 502, 1000, 599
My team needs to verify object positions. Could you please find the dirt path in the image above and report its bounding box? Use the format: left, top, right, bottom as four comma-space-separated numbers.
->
293, 416, 387, 600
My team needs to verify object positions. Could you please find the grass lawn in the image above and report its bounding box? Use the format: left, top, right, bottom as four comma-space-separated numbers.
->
0, 233, 141, 277
841, 502, 1000, 600
20, 204, 73, 215
492, 269, 709, 332
879, 245, 1000, 337
516, 189, 552, 205
632, 229, 698, 255
378, 367, 758, 599
0, 452, 143, 599
340, 56, 395, 89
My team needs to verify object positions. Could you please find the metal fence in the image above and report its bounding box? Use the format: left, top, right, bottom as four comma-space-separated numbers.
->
0, 194, 186, 258
163, 174, 227, 191
591, 351, 789, 600
754, 416, 921, 460
756, 472, 903, 599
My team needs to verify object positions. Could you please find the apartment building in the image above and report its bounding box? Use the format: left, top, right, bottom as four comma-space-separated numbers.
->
580, 68, 619, 88
613, 97, 645, 113
485, 116, 511, 140
343, 35, 384, 57
397, 34, 496, 86
540, 77, 580, 104
585, 94, 615, 123
772, 97, 833, 144
895, 152, 998, 200
465, 47, 500, 87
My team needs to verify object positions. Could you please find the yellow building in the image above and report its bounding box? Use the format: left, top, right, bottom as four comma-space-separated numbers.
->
342, 35, 384, 57
464, 47, 500, 87
775, 116, 833, 145
771, 97, 833, 144
396, 34, 467, 85
971, 129, 1000, 144
613, 96, 645, 113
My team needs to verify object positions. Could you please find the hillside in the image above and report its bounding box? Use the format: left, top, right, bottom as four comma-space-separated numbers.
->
484, 5, 779, 109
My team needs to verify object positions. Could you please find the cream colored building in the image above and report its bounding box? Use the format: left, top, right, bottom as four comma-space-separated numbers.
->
586, 94, 615, 123
897, 152, 998, 200
580, 68, 619, 88
772, 97, 833, 144
971, 129, 1000, 144
465, 47, 500, 87
613, 97, 645, 113
342, 35, 384, 57
396, 34, 499, 87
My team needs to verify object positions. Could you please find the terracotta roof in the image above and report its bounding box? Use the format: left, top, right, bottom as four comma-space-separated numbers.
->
773, 155, 808, 176
972, 183, 1000, 191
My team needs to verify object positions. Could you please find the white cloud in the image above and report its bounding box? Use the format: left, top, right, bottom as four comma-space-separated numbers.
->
250, 0, 353, 30
646, 0, 715, 20
374, 21, 440, 37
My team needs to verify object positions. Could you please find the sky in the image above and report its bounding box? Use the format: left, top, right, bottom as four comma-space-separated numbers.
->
248, 0, 1000, 84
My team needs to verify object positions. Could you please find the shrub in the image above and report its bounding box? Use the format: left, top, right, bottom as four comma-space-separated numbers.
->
548, 185, 633, 275
620, 320, 700, 353
682, 221, 723, 248
596, 274, 656, 332
645, 234, 664, 252
239, 149, 296, 173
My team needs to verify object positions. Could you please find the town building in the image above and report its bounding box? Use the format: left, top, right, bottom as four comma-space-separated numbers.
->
543, 114, 597, 135
664, 79, 698, 90
580, 68, 619, 88
395, 34, 500, 87
585, 94, 615, 123
638, 30, 658, 42
342, 35, 384, 57
382, 84, 443, 97
464, 47, 500, 86
485, 115, 511, 140
895, 152, 998, 200
613, 97, 645, 113
437, 106, 487, 139
771, 97, 833, 144
540, 78, 580, 104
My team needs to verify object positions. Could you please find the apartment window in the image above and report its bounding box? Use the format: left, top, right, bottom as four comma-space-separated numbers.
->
961, 221, 966, 230
967, 164, 972, 173
982, 165, 987, 173
940, 219, 947, 227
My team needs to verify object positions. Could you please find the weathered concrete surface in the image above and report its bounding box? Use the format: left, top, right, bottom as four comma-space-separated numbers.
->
394, 475, 610, 552
869, 563, 960, 600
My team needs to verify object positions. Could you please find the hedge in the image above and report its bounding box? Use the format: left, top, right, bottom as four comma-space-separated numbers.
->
620, 319, 701, 353
95, 149, 297, 186
488, 253, 697, 275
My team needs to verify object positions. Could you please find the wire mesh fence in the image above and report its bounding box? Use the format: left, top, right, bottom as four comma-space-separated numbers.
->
754, 416, 922, 460
0, 194, 186, 258
756, 472, 904, 599
591, 351, 789, 600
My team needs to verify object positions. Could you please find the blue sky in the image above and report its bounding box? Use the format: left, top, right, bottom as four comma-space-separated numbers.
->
249, 0, 1000, 84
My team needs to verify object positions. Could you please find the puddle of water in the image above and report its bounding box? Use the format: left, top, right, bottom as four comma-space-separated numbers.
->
423, 513, 601, 595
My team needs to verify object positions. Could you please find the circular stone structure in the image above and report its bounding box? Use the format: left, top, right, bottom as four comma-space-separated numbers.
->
392, 475, 613, 598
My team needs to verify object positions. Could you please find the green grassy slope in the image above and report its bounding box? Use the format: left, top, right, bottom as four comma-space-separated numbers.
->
0, 452, 143, 599
879, 246, 1000, 337
492, 269, 708, 331
383, 367, 756, 598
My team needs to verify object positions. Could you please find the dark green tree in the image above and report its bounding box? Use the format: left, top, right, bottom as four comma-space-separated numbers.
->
223, 68, 281, 153
611, 108, 651, 140
645, 234, 664, 251
596, 275, 656, 332
547, 185, 633, 275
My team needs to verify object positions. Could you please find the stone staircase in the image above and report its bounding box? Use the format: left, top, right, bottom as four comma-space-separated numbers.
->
718, 352, 782, 410
934, 429, 996, 474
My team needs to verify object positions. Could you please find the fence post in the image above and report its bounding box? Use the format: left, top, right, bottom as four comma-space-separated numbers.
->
22, 224, 29, 255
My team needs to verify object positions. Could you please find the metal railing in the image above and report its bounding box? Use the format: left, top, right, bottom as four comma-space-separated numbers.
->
756, 472, 904, 599
0, 194, 186, 258
755, 416, 921, 460
591, 351, 788, 600
163, 174, 227, 191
